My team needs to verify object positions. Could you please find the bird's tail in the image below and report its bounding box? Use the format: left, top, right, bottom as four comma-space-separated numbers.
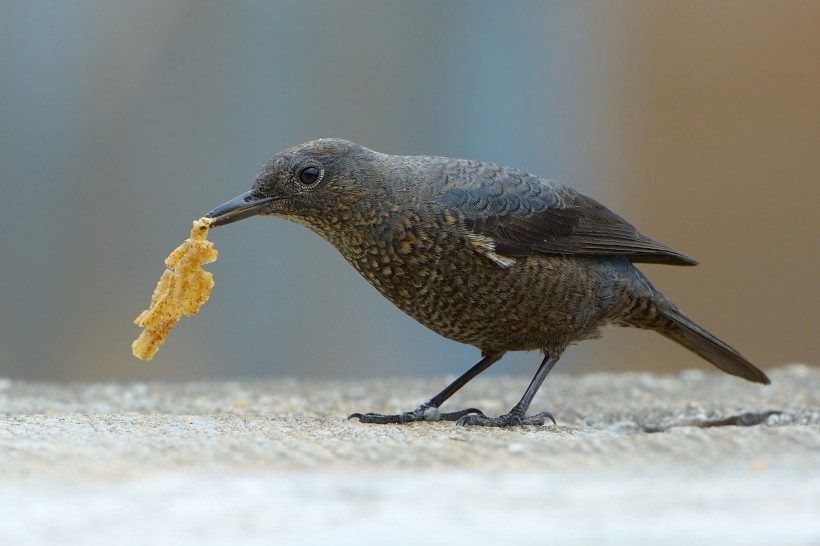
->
627, 298, 770, 384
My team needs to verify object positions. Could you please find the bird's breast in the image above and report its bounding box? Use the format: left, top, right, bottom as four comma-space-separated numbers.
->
296, 202, 617, 353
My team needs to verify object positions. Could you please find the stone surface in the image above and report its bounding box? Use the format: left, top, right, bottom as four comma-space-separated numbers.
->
0, 365, 818, 545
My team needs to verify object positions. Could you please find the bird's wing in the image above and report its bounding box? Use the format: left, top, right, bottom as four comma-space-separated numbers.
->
436, 164, 696, 267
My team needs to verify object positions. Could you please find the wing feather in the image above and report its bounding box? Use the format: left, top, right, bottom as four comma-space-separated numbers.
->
436, 164, 696, 266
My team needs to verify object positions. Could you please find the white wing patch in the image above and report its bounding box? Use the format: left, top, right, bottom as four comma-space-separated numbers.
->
467, 232, 517, 268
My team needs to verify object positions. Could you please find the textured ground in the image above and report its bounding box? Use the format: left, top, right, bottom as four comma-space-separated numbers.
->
1, 365, 818, 545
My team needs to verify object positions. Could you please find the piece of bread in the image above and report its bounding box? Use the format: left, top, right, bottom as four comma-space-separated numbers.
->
132, 217, 218, 360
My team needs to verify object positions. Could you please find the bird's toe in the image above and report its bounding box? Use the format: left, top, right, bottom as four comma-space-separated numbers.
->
456, 411, 557, 427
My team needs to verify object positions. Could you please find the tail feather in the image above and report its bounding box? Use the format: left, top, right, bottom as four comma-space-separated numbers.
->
654, 306, 770, 384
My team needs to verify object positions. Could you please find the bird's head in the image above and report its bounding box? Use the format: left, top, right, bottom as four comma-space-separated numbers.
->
206, 138, 376, 229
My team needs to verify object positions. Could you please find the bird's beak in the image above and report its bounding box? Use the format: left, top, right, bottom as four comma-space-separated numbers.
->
205, 191, 277, 227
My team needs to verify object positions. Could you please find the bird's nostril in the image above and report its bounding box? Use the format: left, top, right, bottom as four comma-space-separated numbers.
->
243, 195, 253, 202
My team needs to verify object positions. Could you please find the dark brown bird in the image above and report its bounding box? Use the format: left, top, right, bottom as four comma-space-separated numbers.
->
206, 138, 769, 427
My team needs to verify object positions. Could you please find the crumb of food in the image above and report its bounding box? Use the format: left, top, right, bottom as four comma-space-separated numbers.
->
132, 217, 217, 360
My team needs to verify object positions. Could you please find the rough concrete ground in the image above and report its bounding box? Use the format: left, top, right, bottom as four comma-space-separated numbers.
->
1, 365, 818, 545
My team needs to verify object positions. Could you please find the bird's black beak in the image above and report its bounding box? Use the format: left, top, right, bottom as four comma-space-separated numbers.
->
205, 191, 277, 227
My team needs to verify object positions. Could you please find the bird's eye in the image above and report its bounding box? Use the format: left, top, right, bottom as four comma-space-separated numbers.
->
298, 166, 321, 185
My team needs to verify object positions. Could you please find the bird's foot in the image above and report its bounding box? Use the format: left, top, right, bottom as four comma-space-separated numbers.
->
457, 410, 557, 428
349, 403, 485, 424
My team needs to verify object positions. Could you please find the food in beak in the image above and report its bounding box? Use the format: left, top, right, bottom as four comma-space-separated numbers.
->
132, 217, 218, 360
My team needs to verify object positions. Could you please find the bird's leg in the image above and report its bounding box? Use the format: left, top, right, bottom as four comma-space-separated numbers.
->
349, 352, 503, 424
457, 354, 559, 427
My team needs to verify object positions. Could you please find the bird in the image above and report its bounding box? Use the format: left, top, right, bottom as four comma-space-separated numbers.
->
206, 138, 769, 427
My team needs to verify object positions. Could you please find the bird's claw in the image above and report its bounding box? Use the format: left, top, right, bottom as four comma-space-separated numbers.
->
348, 404, 485, 424
457, 410, 557, 427
347, 409, 426, 424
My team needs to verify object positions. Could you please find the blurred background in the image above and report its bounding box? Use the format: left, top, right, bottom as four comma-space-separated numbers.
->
1, 1, 817, 381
